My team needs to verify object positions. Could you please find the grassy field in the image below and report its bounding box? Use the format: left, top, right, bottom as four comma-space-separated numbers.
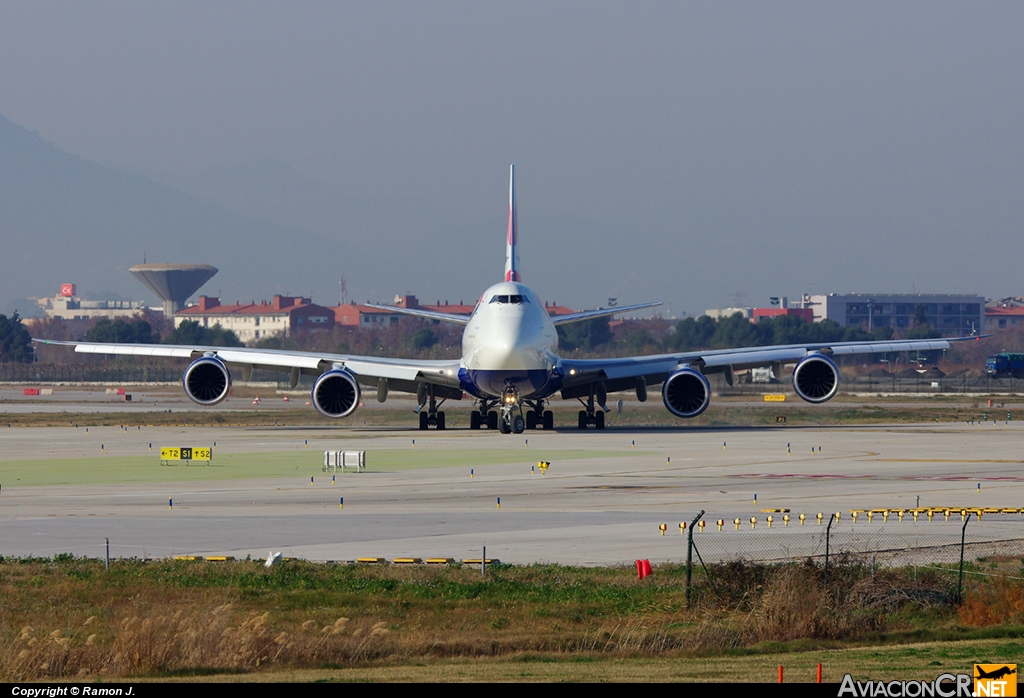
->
2, 395, 1020, 683
1, 557, 1021, 682
0, 448, 639, 487
0, 398, 1013, 429
159, 639, 1024, 682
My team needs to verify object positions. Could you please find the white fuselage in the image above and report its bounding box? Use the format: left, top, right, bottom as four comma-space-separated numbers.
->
459, 281, 560, 398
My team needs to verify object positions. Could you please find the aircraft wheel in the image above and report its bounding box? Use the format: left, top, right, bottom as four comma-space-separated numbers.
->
543, 410, 554, 430
436, 411, 446, 430
595, 411, 605, 430
419, 412, 429, 430
499, 417, 511, 434
487, 411, 499, 430
525, 411, 538, 430
512, 414, 526, 434
470, 411, 481, 430
578, 410, 588, 430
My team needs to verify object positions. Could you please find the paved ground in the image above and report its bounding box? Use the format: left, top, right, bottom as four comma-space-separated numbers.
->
1, 418, 1022, 565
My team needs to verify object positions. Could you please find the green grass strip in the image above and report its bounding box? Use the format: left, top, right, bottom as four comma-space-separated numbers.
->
0, 449, 642, 487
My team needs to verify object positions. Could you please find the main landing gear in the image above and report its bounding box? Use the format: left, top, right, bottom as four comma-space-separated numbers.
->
524, 401, 555, 431
417, 383, 446, 430
576, 382, 608, 430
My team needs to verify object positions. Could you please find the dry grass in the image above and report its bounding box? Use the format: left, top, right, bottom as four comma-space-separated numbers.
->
1, 596, 394, 680
959, 577, 1024, 627
0, 556, 1016, 681
0, 399, 1001, 429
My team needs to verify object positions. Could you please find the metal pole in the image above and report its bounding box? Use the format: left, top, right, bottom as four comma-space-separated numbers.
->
825, 513, 835, 581
105, 537, 109, 571
685, 509, 705, 608
957, 513, 972, 603
481, 545, 486, 576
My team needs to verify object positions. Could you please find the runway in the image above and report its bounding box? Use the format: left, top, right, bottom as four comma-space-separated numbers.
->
1, 420, 1022, 565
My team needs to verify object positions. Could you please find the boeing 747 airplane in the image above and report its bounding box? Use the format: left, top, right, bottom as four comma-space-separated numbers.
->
36, 166, 982, 434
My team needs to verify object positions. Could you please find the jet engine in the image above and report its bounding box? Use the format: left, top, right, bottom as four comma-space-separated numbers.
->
183, 356, 231, 406
662, 367, 711, 418
312, 369, 361, 418
792, 354, 840, 404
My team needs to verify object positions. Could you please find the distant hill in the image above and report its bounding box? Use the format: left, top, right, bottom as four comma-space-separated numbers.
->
0, 115, 343, 316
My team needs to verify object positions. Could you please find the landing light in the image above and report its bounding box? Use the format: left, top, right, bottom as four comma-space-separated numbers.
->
569, 369, 576, 375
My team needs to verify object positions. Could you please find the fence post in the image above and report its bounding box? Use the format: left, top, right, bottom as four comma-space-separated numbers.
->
824, 513, 836, 582
685, 509, 705, 608
957, 512, 972, 603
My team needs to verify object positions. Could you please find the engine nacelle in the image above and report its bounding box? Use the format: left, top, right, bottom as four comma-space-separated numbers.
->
312, 369, 361, 418
792, 354, 840, 404
183, 356, 231, 406
662, 367, 711, 418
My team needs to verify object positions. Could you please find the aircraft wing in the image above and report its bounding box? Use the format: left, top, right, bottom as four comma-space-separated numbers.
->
363, 304, 471, 325
557, 335, 985, 397
550, 302, 662, 326
33, 339, 464, 396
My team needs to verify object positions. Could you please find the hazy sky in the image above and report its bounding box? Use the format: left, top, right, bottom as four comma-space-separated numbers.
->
2, 2, 1022, 316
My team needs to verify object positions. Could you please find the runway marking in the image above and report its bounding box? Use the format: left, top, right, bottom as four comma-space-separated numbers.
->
732, 474, 872, 479
870, 458, 1024, 464
730, 474, 1024, 482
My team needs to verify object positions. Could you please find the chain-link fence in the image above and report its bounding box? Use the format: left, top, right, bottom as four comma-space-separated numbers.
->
0, 363, 184, 383
0, 363, 289, 385
719, 373, 1023, 395
684, 510, 1024, 603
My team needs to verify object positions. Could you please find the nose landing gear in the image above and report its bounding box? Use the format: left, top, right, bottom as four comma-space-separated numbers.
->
473, 392, 554, 434
499, 385, 524, 434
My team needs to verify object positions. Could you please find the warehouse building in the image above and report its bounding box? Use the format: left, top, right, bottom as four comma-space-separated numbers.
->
807, 294, 984, 335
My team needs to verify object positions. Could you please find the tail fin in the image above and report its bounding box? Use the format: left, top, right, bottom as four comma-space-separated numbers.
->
505, 164, 520, 281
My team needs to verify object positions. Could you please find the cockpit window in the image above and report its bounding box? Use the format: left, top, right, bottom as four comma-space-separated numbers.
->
489, 294, 530, 305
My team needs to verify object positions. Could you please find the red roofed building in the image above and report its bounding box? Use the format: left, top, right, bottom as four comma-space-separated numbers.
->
542, 300, 577, 316
175, 295, 334, 342
330, 294, 582, 327
419, 298, 478, 315
752, 307, 814, 323
332, 303, 401, 327
986, 300, 1024, 331
407, 295, 579, 317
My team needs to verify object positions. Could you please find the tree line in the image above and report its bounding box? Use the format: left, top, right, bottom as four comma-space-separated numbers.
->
81, 317, 244, 347
560, 312, 942, 355
8, 308, 950, 365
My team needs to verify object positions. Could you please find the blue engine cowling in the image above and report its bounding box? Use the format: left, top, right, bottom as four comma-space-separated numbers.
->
183, 356, 231, 405
662, 367, 711, 418
792, 354, 839, 404
312, 369, 361, 418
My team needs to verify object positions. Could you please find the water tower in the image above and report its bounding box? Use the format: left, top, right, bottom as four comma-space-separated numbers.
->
129, 263, 218, 317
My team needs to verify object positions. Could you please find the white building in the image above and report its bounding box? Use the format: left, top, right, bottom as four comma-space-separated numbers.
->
175, 295, 334, 342
703, 307, 752, 320
38, 295, 149, 321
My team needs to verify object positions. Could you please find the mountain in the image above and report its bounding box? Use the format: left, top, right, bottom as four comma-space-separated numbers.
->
0, 115, 345, 316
